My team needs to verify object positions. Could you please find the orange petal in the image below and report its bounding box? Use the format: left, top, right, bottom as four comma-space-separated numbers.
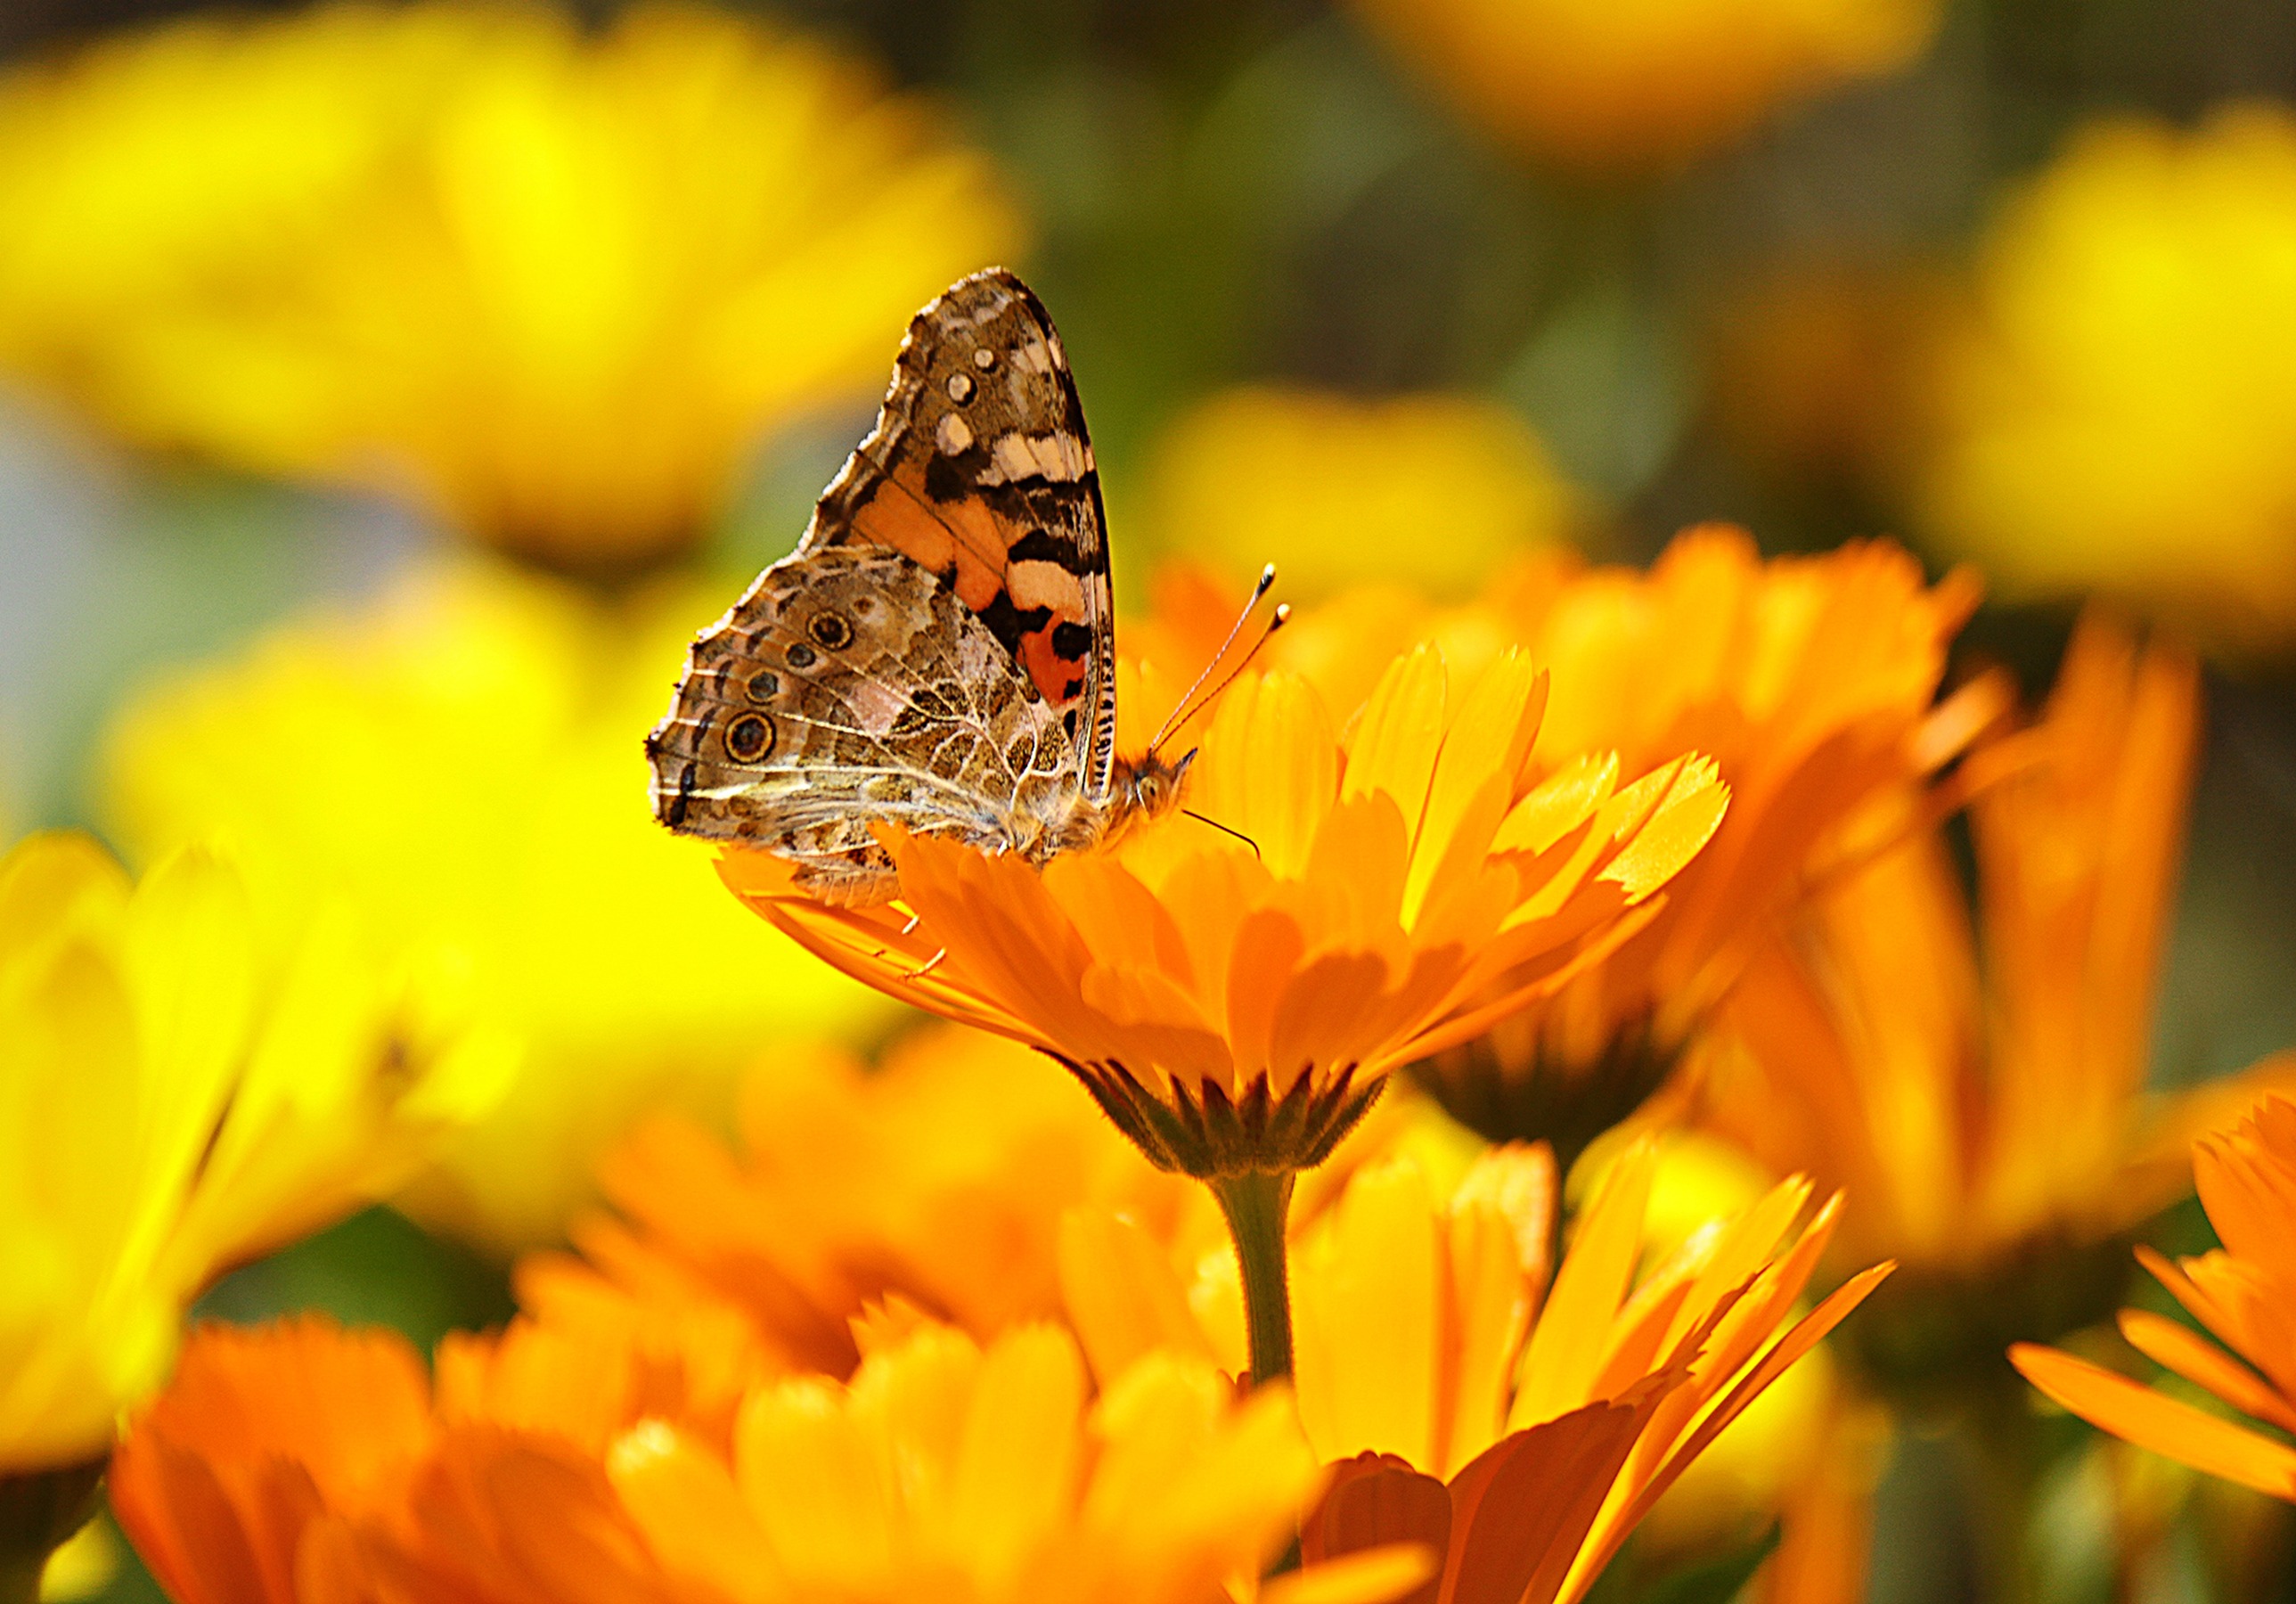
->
2011, 1343, 2296, 1502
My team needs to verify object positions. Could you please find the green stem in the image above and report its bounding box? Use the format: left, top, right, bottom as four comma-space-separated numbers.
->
1210, 1169, 1295, 1388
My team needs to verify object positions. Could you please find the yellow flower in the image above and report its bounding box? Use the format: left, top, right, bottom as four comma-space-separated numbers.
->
97, 558, 888, 1255
111, 1313, 1418, 1604
611, 1323, 1383, 1604
1137, 387, 1580, 603
1348, 0, 1938, 174
1061, 1139, 1886, 1604
721, 645, 1727, 1180
0, 3, 1020, 570
1271, 528, 1991, 1170
0, 831, 505, 1472
1918, 106, 2296, 655
2013, 1093, 2296, 1503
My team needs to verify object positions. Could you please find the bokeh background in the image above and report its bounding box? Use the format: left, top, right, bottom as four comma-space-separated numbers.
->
4, 0, 2296, 1600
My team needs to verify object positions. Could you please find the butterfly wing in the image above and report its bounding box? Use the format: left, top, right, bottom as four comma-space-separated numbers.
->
647, 545, 1081, 904
798, 267, 1118, 802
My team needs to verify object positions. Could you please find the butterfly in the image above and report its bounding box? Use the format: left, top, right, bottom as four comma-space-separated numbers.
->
648, 268, 1266, 905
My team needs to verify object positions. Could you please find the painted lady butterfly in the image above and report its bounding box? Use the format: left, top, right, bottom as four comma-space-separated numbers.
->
648, 268, 1236, 905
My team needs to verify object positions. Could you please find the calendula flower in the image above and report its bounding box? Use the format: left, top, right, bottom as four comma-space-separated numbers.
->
724, 648, 1725, 1181
1273, 528, 1990, 1170
1062, 1138, 1886, 1604
112, 1313, 1418, 1604
1690, 616, 2296, 1600
2012, 1094, 2296, 1503
1140, 387, 1580, 602
524, 1024, 1197, 1379
98, 559, 888, 1254
1699, 615, 2289, 1294
1918, 106, 2296, 655
108, 1310, 749, 1604
0, 2, 1019, 570
0, 830, 503, 1589
611, 1322, 1413, 1604
0, 832, 503, 1473
723, 642, 1724, 1386
1348, 0, 1939, 174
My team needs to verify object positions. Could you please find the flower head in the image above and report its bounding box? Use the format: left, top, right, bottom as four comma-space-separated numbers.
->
0, 832, 503, 1472
1695, 614, 2296, 1401
0, 3, 1019, 569
723, 646, 1727, 1177
1347, 0, 1939, 174
2012, 1093, 2296, 1503
97, 559, 887, 1253
525, 1025, 1196, 1378
1061, 1139, 1886, 1604
110, 1313, 1409, 1604
1272, 528, 1989, 1166
1918, 106, 2296, 655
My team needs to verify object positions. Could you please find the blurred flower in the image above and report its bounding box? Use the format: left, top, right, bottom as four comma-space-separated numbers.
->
97, 559, 888, 1255
2013, 1093, 2296, 1503
1349, 0, 1938, 174
724, 648, 1725, 1182
1138, 387, 1580, 602
1705, 260, 1952, 504
0, 831, 504, 1478
1919, 106, 2296, 656
0, 3, 1021, 570
112, 1313, 1418, 1604
1699, 616, 2289, 1295
110, 1311, 732, 1604
1271, 528, 1990, 1171
1064, 1138, 1885, 1604
1692, 616, 2296, 1599
523, 1024, 1197, 1379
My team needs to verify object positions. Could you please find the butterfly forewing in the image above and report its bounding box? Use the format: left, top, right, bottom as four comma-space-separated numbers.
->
649, 267, 1123, 903
799, 269, 1117, 798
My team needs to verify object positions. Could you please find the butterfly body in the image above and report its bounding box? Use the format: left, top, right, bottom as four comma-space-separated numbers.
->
649, 269, 1187, 904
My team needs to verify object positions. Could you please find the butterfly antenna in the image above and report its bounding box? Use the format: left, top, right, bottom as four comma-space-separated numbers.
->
1148, 566, 1285, 756
1181, 809, 1261, 859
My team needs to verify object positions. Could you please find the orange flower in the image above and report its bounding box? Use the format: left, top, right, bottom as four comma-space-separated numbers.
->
110, 1314, 1418, 1604
519, 1025, 1197, 1379
108, 1308, 780, 1604
2013, 1093, 2296, 1503
1062, 1140, 1887, 1604
1699, 615, 2291, 1283
1689, 616, 2296, 1602
1270, 528, 1990, 1168
609, 1321, 1417, 1604
721, 645, 1728, 1181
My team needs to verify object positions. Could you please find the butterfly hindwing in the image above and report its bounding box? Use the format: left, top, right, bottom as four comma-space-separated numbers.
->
799, 268, 1118, 801
646, 545, 1082, 903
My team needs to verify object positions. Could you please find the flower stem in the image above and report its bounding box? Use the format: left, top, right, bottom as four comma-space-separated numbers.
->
1210, 1169, 1295, 1387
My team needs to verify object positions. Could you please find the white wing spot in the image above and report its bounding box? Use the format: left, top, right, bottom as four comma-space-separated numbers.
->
936, 413, 975, 455
946, 372, 976, 404
979, 431, 1088, 485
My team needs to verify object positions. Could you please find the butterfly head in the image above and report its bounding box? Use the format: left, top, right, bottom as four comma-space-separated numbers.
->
1112, 747, 1197, 823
